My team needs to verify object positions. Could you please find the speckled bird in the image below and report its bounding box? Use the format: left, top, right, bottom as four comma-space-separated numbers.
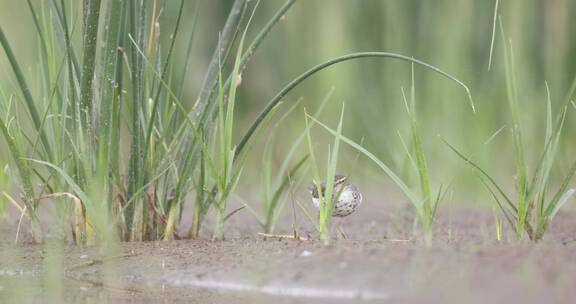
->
309, 174, 362, 217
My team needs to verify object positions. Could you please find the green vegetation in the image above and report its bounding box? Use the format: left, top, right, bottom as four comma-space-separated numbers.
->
4, 2, 576, 303
0, 0, 574, 246
309, 63, 471, 241
0, 0, 299, 243
442, 22, 576, 241
305, 103, 344, 244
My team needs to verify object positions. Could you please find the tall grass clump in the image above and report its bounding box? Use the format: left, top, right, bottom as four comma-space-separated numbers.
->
0, 0, 299, 243
207, 24, 247, 241
400, 66, 436, 237
443, 23, 576, 241
201, 11, 282, 240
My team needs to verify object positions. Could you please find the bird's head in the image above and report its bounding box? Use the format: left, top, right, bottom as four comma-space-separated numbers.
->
308, 174, 348, 198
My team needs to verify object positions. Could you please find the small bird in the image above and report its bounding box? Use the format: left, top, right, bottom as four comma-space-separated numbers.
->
309, 174, 362, 217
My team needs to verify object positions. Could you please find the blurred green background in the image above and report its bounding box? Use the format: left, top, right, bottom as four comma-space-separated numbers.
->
1, 0, 575, 205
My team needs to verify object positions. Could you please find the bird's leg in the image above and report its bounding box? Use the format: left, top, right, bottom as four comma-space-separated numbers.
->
328, 217, 337, 239
336, 218, 348, 240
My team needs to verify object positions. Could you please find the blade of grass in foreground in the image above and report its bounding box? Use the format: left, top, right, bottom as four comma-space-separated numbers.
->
317, 104, 345, 243
500, 19, 528, 238
402, 63, 433, 235
304, 109, 323, 227
308, 115, 422, 217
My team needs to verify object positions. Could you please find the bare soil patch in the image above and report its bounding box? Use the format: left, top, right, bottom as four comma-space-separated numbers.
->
1, 202, 576, 303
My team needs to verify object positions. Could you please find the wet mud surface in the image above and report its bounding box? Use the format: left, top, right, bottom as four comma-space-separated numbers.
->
1, 191, 576, 303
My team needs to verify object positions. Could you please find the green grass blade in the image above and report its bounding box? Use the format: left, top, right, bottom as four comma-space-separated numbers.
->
479, 176, 516, 230
193, 0, 247, 122
431, 185, 443, 221
276, 88, 333, 183
145, 0, 186, 157
264, 155, 309, 232
26, 0, 64, 106
49, 0, 81, 82
442, 138, 517, 213
545, 160, 576, 217
309, 115, 421, 215
527, 101, 568, 207
487, 0, 500, 70
224, 205, 246, 222
304, 108, 322, 200
30, 47, 68, 160
177, 1, 200, 99
323, 103, 345, 217
26, 158, 92, 215
544, 82, 553, 146
295, 198, 320, 233
318, 114, 342, 241
532, 83, 557, 214
79, 0, 101, 131
96, 0, 123, 177
0, 117, 36, 212
548, 189, 575, 220
262, 135, 274, 210
224, 28, 247, 159
196, 0, 297, 148
234, 194, 264, 227
237, 52, 474, 158
57, 0, 80, 104
397, 130, 418, 173
499, 20, 527, 237
269, 155, 309, 215
405, 66, 432, 230
484, 125, 507, 145
237, 0, 296, 75
0, 28, 53, 160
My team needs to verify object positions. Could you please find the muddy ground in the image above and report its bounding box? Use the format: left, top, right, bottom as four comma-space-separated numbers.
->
1, 187, 576, 303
